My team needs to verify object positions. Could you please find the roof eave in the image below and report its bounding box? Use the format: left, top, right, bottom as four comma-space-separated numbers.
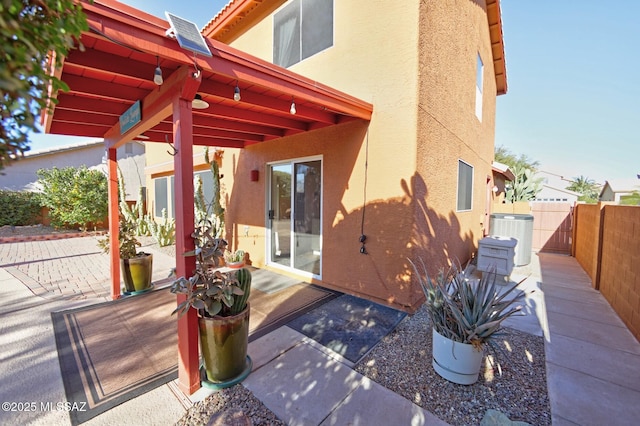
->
487, 0, 508, 96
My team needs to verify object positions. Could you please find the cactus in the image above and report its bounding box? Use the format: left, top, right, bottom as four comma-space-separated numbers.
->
194, 175, 207, 225
205, 147, 225, 226
146, 208, 175, 247
230, 268, 251, 315
505, 164, 543, 202
117, 167, 149, 236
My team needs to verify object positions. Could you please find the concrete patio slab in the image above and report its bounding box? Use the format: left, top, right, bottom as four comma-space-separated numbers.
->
547, 310, 640, 355
545, 294, 628, 327
83, 385, 185, 425
242, 342, 362, 425
546, 362, 640, 426
321, 375, 448, 426
248, 326, 305, 370
545, 333, 640, 392
543, 284, 610, 305
0, 268, 70, 426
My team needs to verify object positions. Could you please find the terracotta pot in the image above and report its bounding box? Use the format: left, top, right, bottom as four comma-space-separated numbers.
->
432, 328, 484, 385
121, 253, 153, 293
226, 261, 245, 269
199, 305, 250, 383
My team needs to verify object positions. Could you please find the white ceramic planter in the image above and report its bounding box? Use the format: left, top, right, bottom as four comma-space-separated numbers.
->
432, 328, 484, 385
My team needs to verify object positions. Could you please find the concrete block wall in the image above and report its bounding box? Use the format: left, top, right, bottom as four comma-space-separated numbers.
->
573, 203, 600, 282
574, 203, 640, 341
599, 206, 640, 340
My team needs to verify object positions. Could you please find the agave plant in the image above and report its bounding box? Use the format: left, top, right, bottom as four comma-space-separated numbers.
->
409, 258, 526, 348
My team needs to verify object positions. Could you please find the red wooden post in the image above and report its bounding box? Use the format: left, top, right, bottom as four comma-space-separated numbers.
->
107, 146, 121, 300
173, 95, 199, 395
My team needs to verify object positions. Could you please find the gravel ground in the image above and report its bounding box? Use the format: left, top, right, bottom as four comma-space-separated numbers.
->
175, 386, 285, 426
355, 305, 551, 426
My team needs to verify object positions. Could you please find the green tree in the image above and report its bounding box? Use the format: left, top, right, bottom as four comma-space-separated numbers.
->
494, 145, 540, 171
566, 175, 599, 203
37, 166, 108, 230
0, 0, 89, 170
620, 191, 640, 206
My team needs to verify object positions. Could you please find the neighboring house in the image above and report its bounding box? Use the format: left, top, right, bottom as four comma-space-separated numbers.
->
0, 140, 145, 202
534, 184, 579, 204
491, 160, 515, 203
144, 0, 508, 311
534, 170, 584, 203
599, 178, 640, 203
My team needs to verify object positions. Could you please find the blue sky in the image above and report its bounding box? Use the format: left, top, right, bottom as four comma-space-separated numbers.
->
31, 0, 638, 184
496, 0, 639, 184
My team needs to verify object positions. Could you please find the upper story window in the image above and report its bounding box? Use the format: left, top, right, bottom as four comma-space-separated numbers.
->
274, 0, 333, 68
457, 159, 474, 211
475, 53, 483, 121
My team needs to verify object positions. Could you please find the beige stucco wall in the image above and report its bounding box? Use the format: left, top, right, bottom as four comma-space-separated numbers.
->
225, 0, 423, 309
414, 0, 498, 276
231, 0, 420, 207
144, 0, 501, 311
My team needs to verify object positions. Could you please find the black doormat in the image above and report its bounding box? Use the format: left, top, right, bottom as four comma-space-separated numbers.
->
287, 294, 407, 364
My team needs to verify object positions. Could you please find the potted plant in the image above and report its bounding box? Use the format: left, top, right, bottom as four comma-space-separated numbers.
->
409, 259, 526, 385
99, 220, 153, 294
170, 220, 252, 386
224, 249, 246, 269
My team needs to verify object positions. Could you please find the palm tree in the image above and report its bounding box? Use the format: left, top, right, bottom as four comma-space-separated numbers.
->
566, 176, 599, 202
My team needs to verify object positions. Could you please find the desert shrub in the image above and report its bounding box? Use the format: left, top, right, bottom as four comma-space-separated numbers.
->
37, 166, 108, 231
0, 190, 41, 226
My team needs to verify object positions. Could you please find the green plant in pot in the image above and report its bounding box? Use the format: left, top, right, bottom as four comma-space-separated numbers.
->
409, 258, 527, 385
170, 220, 252, 386
224, 249, 246, 269
99, 220, 153, 294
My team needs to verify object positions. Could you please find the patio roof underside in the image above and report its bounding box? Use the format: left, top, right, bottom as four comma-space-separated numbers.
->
42, 0, 373, 150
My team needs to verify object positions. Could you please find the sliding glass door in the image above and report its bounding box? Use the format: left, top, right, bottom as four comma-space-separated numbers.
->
268, 158, 322, 277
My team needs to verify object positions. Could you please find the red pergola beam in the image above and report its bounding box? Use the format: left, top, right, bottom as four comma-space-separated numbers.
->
199, 80, 336, 124
62, 73, 148, 102
49, 122, 112, 138
54, 94, 130, 115
206, 104, 308, 132
191, 116, 284, 137
103, 66, 193, 149
141, 130, 246, 148
64, 47, 156, 82
79, 2, 372, 121
148, 121, 264, 142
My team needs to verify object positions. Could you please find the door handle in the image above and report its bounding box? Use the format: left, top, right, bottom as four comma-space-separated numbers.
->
268, 209, 275, 220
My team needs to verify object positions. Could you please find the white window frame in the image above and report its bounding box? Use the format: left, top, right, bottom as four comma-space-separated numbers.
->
266, 155, 323, 280
273, 0, 334, 68
154, 171, 216, 220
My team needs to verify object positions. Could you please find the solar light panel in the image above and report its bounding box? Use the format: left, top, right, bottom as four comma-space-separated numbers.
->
165, 12, 212, 57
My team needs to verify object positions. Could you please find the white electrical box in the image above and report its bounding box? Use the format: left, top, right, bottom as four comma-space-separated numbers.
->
477, 236, 517, 276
